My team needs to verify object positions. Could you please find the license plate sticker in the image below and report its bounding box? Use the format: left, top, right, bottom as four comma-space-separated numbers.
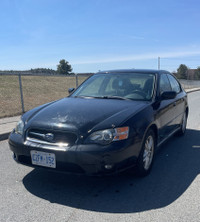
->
30, 150, 56, 168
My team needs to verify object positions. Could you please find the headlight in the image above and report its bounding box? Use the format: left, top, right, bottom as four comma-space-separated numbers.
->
15, 119, 24, 135
86, 127, 129, 145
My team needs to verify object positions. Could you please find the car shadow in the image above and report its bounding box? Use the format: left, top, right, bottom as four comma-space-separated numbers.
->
23, 128, 200, 213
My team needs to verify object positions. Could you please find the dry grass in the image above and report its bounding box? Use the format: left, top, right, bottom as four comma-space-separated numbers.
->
0, 75, 88, 118
1, 75, 196, 119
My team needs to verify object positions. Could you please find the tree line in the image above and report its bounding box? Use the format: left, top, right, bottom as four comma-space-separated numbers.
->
32, 59, 73, 75
0, 59, 73, 75
1, 59, 200, 80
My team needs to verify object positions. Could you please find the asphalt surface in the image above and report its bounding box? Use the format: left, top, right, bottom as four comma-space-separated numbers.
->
0, 91, 200, 222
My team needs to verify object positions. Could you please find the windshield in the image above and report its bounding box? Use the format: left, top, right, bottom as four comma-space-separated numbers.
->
71, 73, 156, 101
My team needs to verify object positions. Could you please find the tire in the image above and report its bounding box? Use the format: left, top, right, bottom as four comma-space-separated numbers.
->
136, 129, 155, 177
176, 112, 187, 136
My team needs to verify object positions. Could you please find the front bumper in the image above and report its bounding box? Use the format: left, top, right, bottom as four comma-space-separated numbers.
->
8, 132, 141, 176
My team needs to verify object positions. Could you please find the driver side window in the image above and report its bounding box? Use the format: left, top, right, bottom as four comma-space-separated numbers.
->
159, 74, 172, 94
167, 74, 181, 94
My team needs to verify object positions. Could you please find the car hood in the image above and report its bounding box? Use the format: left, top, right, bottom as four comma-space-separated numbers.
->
24, 97, 149, 135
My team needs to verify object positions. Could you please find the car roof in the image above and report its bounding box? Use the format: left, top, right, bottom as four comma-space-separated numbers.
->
96, 69, 171, 75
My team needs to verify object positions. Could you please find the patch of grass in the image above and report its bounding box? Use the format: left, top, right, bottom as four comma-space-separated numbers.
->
0, 75, 89, 118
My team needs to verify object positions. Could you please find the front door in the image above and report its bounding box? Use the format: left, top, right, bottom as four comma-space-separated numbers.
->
155, 74, 177, 143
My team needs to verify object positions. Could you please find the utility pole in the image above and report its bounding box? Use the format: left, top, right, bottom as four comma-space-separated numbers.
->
158, 57, 160, 70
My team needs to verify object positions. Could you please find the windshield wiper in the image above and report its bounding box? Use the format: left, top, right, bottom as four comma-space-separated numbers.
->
94, 96, 131, 100
74, 96, 93, 99
74, 95, 131, 100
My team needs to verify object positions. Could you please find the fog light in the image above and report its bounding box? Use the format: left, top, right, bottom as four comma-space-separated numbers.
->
104, 164, 113, 170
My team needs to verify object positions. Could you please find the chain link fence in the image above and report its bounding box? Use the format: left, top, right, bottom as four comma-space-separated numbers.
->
0, 74, 200, 119
0, 74, 90, 118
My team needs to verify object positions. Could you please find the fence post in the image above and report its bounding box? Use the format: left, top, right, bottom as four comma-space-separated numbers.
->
75, 74, 78, 88
18, 74, 25, 113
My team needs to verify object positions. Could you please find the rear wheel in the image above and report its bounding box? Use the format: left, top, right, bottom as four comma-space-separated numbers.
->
136, 129, 155, 177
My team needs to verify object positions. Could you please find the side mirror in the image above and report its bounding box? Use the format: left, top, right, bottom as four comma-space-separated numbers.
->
68, 88, 75, 94
161, 91, 176, 100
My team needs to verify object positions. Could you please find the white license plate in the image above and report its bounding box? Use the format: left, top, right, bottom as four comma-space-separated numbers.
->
30, 150, 56, 168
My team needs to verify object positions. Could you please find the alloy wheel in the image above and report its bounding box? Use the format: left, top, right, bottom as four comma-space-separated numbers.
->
143, 135, 154, 170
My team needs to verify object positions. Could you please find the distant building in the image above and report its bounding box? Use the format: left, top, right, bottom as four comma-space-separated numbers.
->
187, 69, 196, 80
173, 68, 198, 80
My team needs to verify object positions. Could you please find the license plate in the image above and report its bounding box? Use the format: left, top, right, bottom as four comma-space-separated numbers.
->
30, 150, 56, 168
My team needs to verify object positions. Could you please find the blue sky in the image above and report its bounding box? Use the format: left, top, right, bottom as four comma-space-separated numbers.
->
0, 0, 200, 73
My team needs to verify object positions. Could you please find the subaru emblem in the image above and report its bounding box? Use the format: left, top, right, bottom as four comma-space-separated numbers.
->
45, 133, 54, 142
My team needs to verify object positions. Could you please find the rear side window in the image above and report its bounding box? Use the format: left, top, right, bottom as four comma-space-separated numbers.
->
159, 74, 171, 94
167, 74, 181, 93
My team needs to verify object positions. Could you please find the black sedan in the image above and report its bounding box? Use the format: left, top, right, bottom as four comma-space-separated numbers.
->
9, 69, 188, 176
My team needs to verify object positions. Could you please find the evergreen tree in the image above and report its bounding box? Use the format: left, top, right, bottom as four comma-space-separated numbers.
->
57, 59, 72, 75
177, 64, 188, 79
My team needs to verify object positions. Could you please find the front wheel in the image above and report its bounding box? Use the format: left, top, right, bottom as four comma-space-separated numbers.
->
136, 129, 156, 177
176, 112, 187, 136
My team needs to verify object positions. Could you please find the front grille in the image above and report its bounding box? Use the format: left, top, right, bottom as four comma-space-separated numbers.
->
26, 129, 77, 147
